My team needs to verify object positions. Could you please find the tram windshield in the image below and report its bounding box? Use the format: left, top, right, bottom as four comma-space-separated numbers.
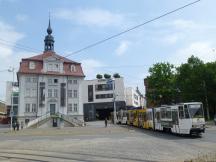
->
188, 104, 204, 118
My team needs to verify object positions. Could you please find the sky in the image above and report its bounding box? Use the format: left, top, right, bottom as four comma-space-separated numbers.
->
0, 0, 216, 101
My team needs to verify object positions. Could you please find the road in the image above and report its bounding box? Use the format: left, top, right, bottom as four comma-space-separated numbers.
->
0, 122, 215, 162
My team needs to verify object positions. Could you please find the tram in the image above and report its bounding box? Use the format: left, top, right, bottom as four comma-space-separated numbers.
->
116, 102, 205, 136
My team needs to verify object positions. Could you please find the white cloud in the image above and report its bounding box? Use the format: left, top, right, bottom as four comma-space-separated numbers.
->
81, 59, 105, 79
169, 41, 216, 64
172, 19, 197, 30
162, 33, 184, 45
55, 8, 124, 27
115, 41, 130, 56
16, 14, 28, 22
0, 20, 26, 100
0, 21, 24, 58
172, 19, 216, 31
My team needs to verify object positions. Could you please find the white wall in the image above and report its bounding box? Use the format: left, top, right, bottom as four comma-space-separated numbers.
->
82, 77, 125, 104
125, 87, 141, 107
18, 74, 84, 119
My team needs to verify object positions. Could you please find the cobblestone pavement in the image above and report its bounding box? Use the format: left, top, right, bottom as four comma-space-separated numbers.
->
0, 122, 215, 162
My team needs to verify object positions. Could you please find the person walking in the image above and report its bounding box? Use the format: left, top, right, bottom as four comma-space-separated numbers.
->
105, 118, 108, 127
214, 114, 216, 125
12, 122, 16, 131
16, 122, 19, 131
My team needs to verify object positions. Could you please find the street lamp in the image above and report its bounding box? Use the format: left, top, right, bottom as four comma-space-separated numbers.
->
8, 67, 15, 131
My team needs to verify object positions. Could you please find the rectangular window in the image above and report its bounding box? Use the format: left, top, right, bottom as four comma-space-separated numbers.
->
95, 84, 113, 91
88, 85, 93, 102
60, 83, 66, 107
54, 64, 59, 71
68, 90, 72, 98
68, 80, 73, 84
26, 88, 30, 97
48, 78, 52, 84
73, 90, 78, 98
32, 104, 37, 112
48, 89, 52, 98
68, 104, 72, 112
25, 104, 30, 112
54, 89, 58, 97
26, 77, 31, 83
13, 96, 18, 105
74, 104, 78, 112
32, 89, 37, 97
39, 82, 45, 107
54, 79, 58, 83
48, 64, 53, 71
73, 80, 78, 84
32, 78, 37, 83
96, 94, 113, 99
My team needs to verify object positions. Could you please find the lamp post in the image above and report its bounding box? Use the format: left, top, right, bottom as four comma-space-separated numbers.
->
8, 67, 15, 131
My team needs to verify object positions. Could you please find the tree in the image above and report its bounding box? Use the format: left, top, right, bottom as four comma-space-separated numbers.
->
96, 74, 103, 79
104, 74, 111, 79
146, 62, 176, 106
113, 73, 121, 78
176, 55, 210, 119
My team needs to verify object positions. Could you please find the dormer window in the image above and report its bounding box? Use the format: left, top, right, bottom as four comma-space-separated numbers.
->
71, 65, 76, 72
29, 61, 35, 69
47, 63, 60, 72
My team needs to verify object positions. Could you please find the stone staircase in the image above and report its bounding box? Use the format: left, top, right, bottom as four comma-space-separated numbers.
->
25, 112, 85, 128
25, 111, 51, 128
55, 112, 85, 127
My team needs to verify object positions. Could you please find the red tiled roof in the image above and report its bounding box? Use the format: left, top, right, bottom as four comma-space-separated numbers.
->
23, 51, 79, 64
18, 51, 85, 77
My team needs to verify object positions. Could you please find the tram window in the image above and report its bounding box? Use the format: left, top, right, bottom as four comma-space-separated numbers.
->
161, 109, 166, 119
179, 106, 184, 119
148, 112, 152, 120
144, 112, 147, 121
172, 110, 178, 124
156, 111, 160, 121
184, 105, 190, 118
166, 108, 172, 119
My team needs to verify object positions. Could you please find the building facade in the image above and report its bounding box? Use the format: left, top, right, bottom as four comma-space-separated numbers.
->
0, 100, 7, 124
125, 87, 145, 109
5, 81, 19, 119
82, 78, 126, 121
17, 20, 85, 127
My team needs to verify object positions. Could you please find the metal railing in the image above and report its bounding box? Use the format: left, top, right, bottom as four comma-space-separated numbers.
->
25, 111, 50, 128
56, 112, 85, 127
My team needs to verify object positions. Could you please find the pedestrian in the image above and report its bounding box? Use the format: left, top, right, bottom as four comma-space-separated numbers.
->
16, 122, 19, 131
105, 118, 108, 127
12, 122, 16, 131
214, 114, 216, 125
21, 122, 23, 129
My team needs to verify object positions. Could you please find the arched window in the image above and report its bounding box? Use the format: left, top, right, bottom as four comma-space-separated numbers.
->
70, 65, 76, 72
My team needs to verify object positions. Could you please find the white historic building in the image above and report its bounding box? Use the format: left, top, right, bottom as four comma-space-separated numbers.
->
82, 78, 126, 121
125, 87, 145, 109
17, 20, 85, 128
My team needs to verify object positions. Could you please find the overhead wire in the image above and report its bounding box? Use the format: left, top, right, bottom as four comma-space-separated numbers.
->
0, 0, 201, 60
0, 39, 41, 54
63, 0, 201, 58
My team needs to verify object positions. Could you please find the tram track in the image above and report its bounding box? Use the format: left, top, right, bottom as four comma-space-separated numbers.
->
0, 149, 156, 162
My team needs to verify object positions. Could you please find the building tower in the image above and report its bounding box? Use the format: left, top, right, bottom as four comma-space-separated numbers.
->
44, 19, 54, 52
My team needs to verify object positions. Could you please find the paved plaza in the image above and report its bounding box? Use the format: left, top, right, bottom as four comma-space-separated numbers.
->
0, 122, 215, 162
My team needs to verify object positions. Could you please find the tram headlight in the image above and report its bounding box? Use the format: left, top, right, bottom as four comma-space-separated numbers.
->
192, 124, 199, 128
